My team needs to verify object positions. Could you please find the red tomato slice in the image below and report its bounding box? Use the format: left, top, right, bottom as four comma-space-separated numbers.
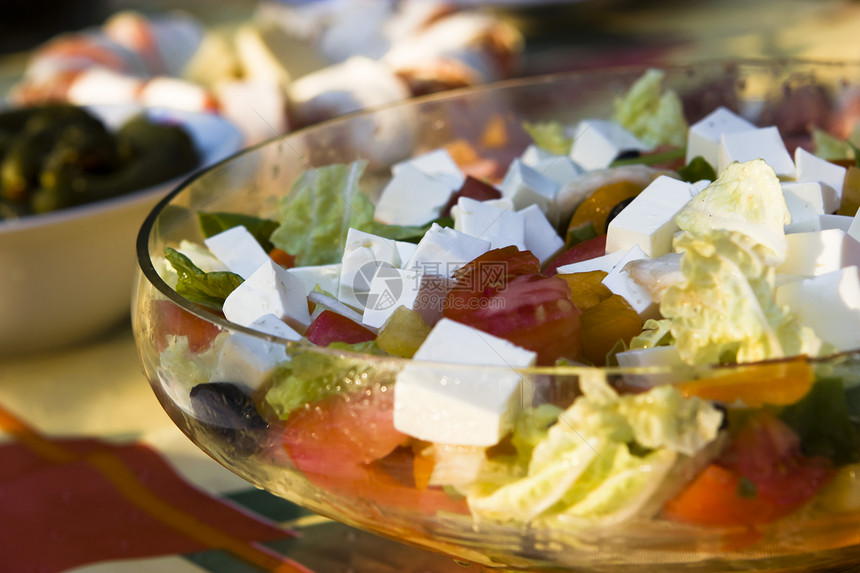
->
152, 299, 221, 353
543, 235, 607, 276
280, 390, 467, 515
728, 411, 834, 507
306, 310, 376, 346
663, 411, 834, 528
445, 249, 582, 365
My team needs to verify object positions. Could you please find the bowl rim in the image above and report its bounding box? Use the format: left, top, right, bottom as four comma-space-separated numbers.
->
136, 56, 860, 375
0, 104, 243, 235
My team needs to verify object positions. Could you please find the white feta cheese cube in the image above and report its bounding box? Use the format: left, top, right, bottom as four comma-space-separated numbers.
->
338, 228, 400, 309
204, 225, 271, 279
601, 245, 656, 318
499, 158, 562, 226
223, 259, 312, 330
214, 323, 291, 391
787, 214, 853, 235
392, 148, 465, 190
795, 147, 846, 211
776, 229, 860, 276
616, 346, 694, 388
850, 210, 860, 243
531, 154, 584, 187
393, 318, 536, 446
569, 119, 649, 171
685, 107, 756, 167
246, 313, 303, 340
776, 266, 860, 352
782, 181, 828, 233
453, 196, 527, 251
405, 223, 491, 276
361, 266, 423, 329
287, 263, 342, 295
374, 164, 456, 226
395, 240, 418, 268
308, 290, 366, 325
521, 204, 564, 265
520, 143, 554, 166
605, 175, 693, 257
555, 250, 623, 275
718, 126, 795, 178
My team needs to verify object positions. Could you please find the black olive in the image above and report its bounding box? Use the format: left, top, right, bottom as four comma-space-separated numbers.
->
614, 149, 641, 161
189, 382, 269, 456
604, 196, 637, 233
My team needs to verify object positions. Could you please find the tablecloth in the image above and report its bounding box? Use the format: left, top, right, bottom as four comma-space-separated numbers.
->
6, 1, 860, 572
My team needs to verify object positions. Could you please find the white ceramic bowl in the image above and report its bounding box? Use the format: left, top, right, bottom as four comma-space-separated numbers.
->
0, 105, 242, 356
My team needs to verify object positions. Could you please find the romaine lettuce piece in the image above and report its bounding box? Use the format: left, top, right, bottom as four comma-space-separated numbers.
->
466, 376, 722, 525
264, 340, 385, 419
165, 247, 243, 311
612, 68, 687, 149
270, 160, 374, 266
662, 230, 819, 364
675, 159, 791, 264
522, 121, 573, 155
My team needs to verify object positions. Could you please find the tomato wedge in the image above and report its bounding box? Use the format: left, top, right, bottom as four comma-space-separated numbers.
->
152, 299, 221, 353
543, 235, 607, 276
280, 390, 467, 515
444, 248, 582, 365
662, 411, 834, 527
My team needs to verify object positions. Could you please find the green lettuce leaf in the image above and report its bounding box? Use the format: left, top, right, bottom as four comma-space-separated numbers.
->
522, 121, 573, 155
198, 211, 280, 253
269, 161, 374, 266
661, 231, 817, 364
467, 376, 722, 525
264, 340, 385, 419
674, 159, 790, 264
165, 247, 243, 311
612, 68, 688, 148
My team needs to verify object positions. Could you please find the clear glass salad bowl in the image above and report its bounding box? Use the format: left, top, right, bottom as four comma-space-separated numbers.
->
133, 59, 860, 572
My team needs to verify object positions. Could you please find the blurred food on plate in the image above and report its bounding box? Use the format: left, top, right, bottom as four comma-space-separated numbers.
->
7, 0, 524, 145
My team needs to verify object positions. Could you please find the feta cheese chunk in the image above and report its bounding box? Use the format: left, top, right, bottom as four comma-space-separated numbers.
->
605, 175, 693, 257
213, 316, 295, 391
782, 181, 828, 233
530, 154, 584, 187
287, 263, 342, 295
453, 196, 527, 251
374, 164, 456, 226
556, 250, 624, 275
338, 228, 399, 309
204, 225, 271, 279
601, 245, 656, 319
405, 223, 491, 276
393, 318, 537, 446
718, 126, 795, 178
392, 148, 465, 190
685, 106, 756, 167
361, 266, 422, 328
569, 119, 649, 171
520, 143, 554, 166
794, 146, 846, 212
521, 204, 565, 265
223, 259, 311, 330
616, 346, 694, 388
776, 266, 860, 352
499, 159, 562, 226
776, 229, 860, 276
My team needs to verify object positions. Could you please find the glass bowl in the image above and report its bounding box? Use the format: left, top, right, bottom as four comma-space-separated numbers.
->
133, 59, 860, 572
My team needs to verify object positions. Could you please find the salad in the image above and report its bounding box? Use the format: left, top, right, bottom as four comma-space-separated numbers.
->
148, 69, 860, 545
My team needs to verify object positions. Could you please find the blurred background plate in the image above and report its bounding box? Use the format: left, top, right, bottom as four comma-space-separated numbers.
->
0, 103, 242, 358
